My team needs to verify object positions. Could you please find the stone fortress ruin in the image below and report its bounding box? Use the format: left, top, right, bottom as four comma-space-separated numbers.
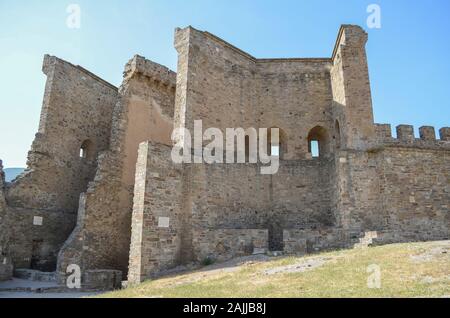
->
0, 25, 449, 288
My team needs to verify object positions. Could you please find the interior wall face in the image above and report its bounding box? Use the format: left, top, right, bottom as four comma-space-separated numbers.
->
121, 74, 175, 185
256, 61, 334, 159
175, 28, 335, 160
56, 56, 177, 281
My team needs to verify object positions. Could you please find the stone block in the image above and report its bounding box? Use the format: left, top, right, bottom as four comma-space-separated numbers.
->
83, 270, 122, 291
396, 125, 415, 142
439, 127, 450, 141
419, 126, 436, 141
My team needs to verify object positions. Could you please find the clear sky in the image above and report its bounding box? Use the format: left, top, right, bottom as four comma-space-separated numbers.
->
1, 0, 449, 167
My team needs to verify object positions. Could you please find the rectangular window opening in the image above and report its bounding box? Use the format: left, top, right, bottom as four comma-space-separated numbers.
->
271, 145, 280, 157
311, 140, 319, 158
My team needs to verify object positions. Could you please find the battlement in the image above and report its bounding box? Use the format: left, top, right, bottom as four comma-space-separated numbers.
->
123, 55, 176, 89
375, 124, 450, 149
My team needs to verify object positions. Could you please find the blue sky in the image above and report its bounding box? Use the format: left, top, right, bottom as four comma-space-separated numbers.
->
1, 0, 449, 167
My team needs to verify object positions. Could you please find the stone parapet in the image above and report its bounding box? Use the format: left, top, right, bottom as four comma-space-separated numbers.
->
375, 123, 450, 149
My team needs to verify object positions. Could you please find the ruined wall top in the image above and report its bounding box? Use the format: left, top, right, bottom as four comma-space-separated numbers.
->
7, 54, 118, 212
43, 54, 117, 91
123, 55, 177, 89
175, 24, 366, 63
331, 24, 368, 61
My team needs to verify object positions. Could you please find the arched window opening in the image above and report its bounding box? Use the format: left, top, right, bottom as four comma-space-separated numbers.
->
334, 120, 341, 150
79, 139, 94, 161
307, 126, 329, 159
267, 128, 287, 159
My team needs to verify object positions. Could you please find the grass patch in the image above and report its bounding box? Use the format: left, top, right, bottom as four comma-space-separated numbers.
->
96, 241, 449, 298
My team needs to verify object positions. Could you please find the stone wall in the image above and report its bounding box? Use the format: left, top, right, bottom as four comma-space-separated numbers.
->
128, 146, 336, 282
2, 25, 448, 287
283, 228, 349, 254
330, 25, 375, 150
3, 55, 118, 271
57, 56, 176, 283
335, 124, 450, 241
130, 132, 448, 277
187, 159, 335, 252
7, 55, 117, 212
376, 147, 449, 242
128, 25, 449, 284
128, 142, 183, 284
374, 126, 449, 242
193, 229, 268, 263
174, 27, 336, 159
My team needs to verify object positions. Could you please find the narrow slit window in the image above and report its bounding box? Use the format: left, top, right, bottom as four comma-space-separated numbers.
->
307, 126, 329, 159
79, 140, 93, 160
271, 144, 280, 157
310, 140, 319, 158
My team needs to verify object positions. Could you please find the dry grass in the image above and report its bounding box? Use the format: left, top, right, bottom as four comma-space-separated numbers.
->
97, 241, 450, 298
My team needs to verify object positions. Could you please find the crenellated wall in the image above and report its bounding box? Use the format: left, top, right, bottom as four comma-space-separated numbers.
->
375, 123, 450, 145
333, 123, 450, 239
370, 123, 450, 242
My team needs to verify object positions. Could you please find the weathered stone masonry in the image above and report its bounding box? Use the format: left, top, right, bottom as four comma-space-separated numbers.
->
1, 55, 117, 279
0, 25, 448, 286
